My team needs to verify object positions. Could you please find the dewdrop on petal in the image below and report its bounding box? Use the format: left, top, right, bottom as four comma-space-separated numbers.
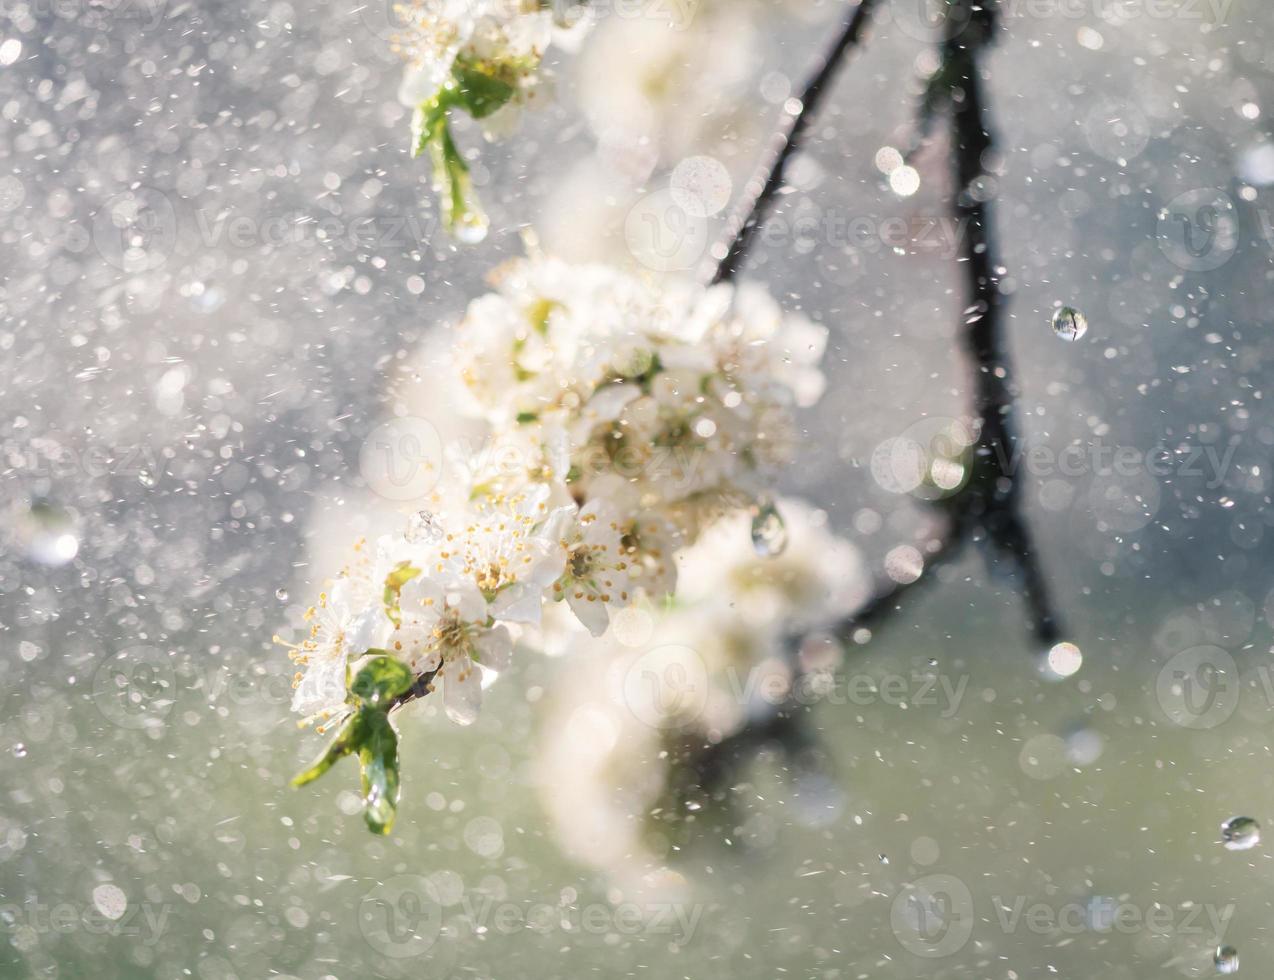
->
750, 498, 788, 557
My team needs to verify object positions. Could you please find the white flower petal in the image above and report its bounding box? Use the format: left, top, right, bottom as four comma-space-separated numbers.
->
345, 605, 387, 654
490, 583, 544, 625
291, 653, 346, 717
566, 591, 611, 637
447, 580, 488, 623
400, 576, 445, 627
540, 504, 579, 543
442, 658, 483, 725
473, 625, 512, 672
584, 381, 641, 422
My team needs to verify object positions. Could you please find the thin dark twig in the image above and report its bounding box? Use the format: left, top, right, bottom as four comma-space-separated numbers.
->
827, 0, 1061, 648
938, 0, 1061, 646
689, 0, 1067, 795
389, 663, 442, 712
703, 0, 880, 286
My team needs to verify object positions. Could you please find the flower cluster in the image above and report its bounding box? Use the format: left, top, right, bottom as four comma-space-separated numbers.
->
454, 257, 826, 528
534, 497, 869, 892
395, 0, 588, 240
281, 255, 826, 831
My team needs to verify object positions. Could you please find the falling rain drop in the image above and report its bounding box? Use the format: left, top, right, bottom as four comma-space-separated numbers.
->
750, 498, 788, 557
1214, 945, 1239, 974
12, 743, 26, 759
1051, 306, 1088, 342
454, 211, 490, 246
1220, 816, 1260, 852
275, 588, 289, 602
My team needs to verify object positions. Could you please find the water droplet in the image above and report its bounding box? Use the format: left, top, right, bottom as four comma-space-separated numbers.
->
878, 853, 890, 864
750, 499, 788, 557
363, 786, 395, 832
1051, 306, 1088, 342
138, 469, 157, 488
1043, 641, 1083, 679
91, 884, 128, 921
12, 743, 26, 759
453, 210, 489, 245
406, 510, 443, 545
1215, 944, 1239, 974
275, 588, 289, 602
1221, 816, 1260, 851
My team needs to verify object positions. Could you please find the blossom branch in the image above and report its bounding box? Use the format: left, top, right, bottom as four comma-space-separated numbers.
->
703, 0, 880, 286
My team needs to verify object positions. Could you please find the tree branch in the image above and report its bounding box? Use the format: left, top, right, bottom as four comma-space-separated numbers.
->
388, 662, 442, 712
934, 0, 1062, 646
687, 0, 1066, 797
702, 0, 880, 286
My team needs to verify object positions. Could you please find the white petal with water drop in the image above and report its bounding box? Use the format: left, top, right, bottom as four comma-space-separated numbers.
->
750, 499, 788, 557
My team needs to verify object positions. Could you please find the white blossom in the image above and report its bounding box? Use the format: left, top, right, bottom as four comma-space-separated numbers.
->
393, 573, 512, 725
396, 0, 555, 128
281, 577, 387, 722
434, 485, 566, 625
543, 500, 634, 636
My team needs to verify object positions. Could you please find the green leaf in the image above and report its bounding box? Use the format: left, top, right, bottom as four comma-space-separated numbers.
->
410, 92, 453, 159
409, 82, 489, 241
290, 712, 361, 788
427, 120, 487, 241
290, 684, 406, 836
358, 711, 401, 835
349, 655, 415, 707
451, 62, 515, 120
